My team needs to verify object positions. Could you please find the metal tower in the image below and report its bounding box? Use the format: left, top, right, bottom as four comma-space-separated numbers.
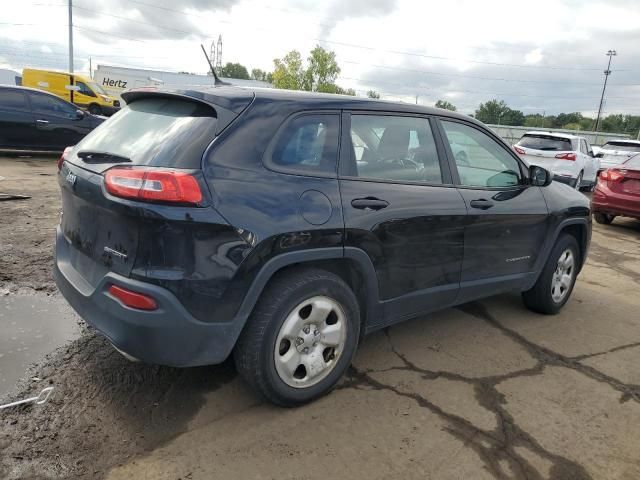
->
215, 35, 223, 70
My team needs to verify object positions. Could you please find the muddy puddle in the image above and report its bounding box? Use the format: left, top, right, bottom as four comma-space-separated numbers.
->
0, 294, 80, 397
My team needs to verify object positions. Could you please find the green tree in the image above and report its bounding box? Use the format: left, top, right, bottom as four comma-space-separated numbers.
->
272, 50, 306, 90
435, 99, 456, 111
250, 68, 270, 81
475, 99, 510, 124
367, 90, 381, 99
475, 99, 524, 126
272, 46, 352, 95
305, 45, 341, 92
220, 62, 250, 79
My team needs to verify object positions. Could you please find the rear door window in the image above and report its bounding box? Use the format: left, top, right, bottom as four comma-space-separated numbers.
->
345, 114, 443, 184
71, 98, 218, 170
518, 135, 572, 151
269, 114, 340, 176
0, 89, 28, 111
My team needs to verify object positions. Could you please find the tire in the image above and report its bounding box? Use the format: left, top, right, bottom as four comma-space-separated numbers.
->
574, 171, 583, 190
594, 213, 615, 225
234, 268, 360, 407
88, 104, 102, 115
522, 234, 580, 315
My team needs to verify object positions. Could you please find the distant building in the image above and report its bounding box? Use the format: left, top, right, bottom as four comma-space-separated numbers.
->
93, 64, 271, 102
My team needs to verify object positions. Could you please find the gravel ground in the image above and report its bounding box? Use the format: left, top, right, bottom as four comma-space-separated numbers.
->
1, 156, 640, 480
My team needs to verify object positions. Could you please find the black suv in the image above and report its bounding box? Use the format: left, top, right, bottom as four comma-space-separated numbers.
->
54, 87, 591, 405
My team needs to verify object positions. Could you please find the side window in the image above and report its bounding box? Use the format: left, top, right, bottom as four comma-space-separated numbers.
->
270, 114, 339, 175
580, 139, 588, 154
440, 120, 521, 188
30, 93, 77, 118
76, 81, 96, 98
0, 90, 27, 111
348, 115, 443, 184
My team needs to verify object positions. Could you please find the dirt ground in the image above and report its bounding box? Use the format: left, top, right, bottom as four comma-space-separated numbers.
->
1, 156, 640, 480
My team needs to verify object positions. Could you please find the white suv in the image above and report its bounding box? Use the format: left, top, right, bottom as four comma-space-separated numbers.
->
514, 132, 600, 190
596, 140, 640, 170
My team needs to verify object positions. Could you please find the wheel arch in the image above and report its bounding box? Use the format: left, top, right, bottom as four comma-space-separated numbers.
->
233, 247, 380, 342
526, 218, 590, 290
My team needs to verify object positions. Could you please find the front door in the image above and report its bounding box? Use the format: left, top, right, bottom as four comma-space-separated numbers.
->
339, 112, 467, 326
436, 118, 550, 301
27, 91, 91, 150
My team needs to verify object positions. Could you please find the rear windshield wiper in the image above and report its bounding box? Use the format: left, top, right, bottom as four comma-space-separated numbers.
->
77, 151, 131, 163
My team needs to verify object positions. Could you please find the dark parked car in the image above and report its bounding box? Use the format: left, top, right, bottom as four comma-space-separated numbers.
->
54, 87, 591, 406
592, 154, 640, 224
0, 85, 104, 152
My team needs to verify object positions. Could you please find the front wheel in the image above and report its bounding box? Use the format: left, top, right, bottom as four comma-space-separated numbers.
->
234, 268, 360, 406
522, 234, 580, 315
88, 104, 102, 115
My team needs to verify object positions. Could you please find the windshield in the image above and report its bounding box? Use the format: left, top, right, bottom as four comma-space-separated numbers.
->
602, 141, 640, 153
87, 82, 107, 96
518, 134, 572, 151
73, 97, 217, 169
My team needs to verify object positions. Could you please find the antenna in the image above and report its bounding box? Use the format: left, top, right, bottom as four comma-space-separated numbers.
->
200, 44, 229, 86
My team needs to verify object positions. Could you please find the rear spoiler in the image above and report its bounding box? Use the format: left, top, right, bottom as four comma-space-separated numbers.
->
121, 87, 254, 135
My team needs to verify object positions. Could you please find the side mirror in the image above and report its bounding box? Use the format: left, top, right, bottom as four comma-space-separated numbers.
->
76, 109, 85, 119
529, 165, 552, 187
595, 152, 604, 158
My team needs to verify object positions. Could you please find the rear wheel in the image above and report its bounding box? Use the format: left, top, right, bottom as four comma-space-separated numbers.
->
594, 212, 615, 225
88, 104, 102, 115
234, 268, 360, 406
522, 234, 580, 315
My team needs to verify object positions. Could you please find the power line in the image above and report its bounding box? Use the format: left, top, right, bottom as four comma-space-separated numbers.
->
67, 2, 632, 72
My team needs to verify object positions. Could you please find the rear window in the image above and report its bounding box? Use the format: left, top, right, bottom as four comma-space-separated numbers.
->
625, 155, 640, 168
0, 89, 27, 110
603, 141, 640, 153
518, 134, 572, 151
268, 114, 340, 175
73, 98, 217, 169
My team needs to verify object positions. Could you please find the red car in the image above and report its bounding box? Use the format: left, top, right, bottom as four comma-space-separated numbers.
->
592, 154, 640, 224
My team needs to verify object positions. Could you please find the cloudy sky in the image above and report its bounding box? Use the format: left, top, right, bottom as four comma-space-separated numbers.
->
2, 0, 640, 116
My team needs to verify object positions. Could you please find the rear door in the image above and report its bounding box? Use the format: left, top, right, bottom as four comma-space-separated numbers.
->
437, 118, 549, 299
339, 111, 467, 325
0, 88, 36, 149
27, 91, 90, 149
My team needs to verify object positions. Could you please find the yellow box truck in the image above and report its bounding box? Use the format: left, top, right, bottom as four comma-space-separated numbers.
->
22, 68, 120, 116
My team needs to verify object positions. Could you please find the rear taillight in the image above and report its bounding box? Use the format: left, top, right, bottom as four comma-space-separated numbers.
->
514, 146, 525, 155
108, 285, 157, 311
555, 152, 576, 161
58, 146, 73, 171
600, 169, 624, 182
104, 168, 203, 205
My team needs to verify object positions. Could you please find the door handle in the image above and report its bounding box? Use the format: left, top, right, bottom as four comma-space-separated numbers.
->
469, 199, 494, 210
36, 119, 49, 124
351, 197, 389, 211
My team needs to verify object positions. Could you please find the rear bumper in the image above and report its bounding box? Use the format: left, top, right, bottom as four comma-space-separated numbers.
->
53, 227, 241, 367
592, 184, 640, 219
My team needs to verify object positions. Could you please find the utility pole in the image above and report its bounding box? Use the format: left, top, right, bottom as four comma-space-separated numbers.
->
68, 0, 74, 72
594, 49, 616, 132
